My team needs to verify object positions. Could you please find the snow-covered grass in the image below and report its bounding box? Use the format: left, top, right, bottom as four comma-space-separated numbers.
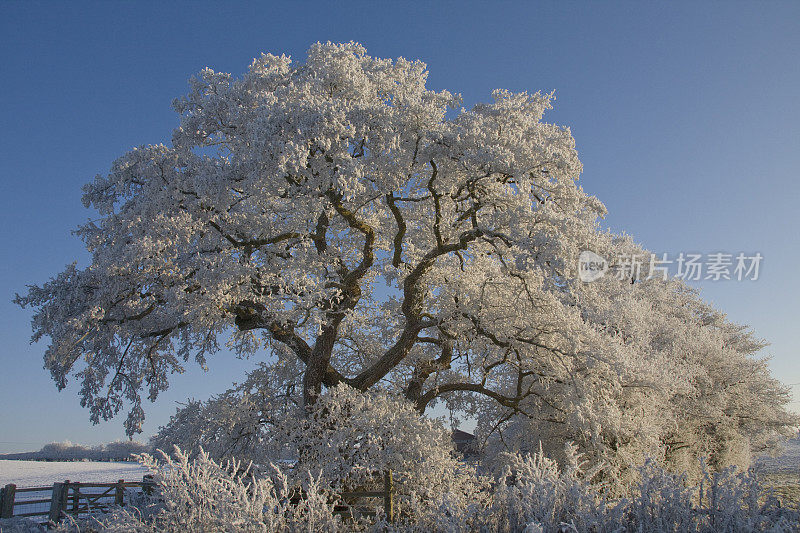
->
754, 437, 800, 509
0, 460, 147, 487
755, 437, 800, 475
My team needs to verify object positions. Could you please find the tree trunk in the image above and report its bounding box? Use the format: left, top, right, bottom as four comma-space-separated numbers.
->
302, 360, 325, 407
303, 324, 338, 407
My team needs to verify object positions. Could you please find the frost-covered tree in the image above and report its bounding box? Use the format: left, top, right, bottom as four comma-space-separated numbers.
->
16, 42, 794, 478
472, 237, 796, 487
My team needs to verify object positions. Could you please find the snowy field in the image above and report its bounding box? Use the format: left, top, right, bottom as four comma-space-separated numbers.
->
0, 461, 149, 528
754, 438, 800, 508
0, 460, 148, 488
754, 437, 800, 475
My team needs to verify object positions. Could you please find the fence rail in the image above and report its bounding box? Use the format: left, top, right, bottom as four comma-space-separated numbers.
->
335, 470, 395, 522
0, 471, 395, 524
0, 476, 154, 525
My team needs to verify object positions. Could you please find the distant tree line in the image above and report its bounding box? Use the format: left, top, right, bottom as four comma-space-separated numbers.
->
0, 440, 149, 462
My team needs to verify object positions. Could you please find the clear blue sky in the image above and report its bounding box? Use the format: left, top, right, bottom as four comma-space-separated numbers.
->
1, 2, 798, 453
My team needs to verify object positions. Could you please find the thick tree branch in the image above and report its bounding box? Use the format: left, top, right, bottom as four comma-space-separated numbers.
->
312, 211, 329, 254
232, 300, 345, 387
405, 334, 453, 407
326, 190, 375, 285
350, 227, 485, 390
427, 161, 444, 248
386, 194, 406, 267
416, 382, 522, 413
207, 219, 304, 249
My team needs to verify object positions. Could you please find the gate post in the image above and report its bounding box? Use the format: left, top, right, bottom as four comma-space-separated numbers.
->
71, 482, 79, 514
142, 474, 155, 495
383, 470, 394, 522
1, 483, 16, 518
49, 482, 68, 523
115, 479, 125, 505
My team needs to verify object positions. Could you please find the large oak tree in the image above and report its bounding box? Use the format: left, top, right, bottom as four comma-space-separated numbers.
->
17, 43, 794, 478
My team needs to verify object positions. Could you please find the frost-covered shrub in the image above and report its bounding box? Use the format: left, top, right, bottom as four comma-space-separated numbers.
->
625, 459, 699, 532
624, 459, 799, 532
81, 447, 342, 533
154, 382, 474, 510
692, 464, 797, 532
282, 384, 480, 518
484, 445, 619, 533
387, 444, 610, 533
43, 445, 799, 532
151, 380, 479, 521
399, 448, 799, 533
0, 517, 48, 533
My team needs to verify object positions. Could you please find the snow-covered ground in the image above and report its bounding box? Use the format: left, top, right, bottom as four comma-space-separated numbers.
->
754, 437, 800, 475
0, 460, 148, 488
753, 437, 800, 508
0, 461, 148, 532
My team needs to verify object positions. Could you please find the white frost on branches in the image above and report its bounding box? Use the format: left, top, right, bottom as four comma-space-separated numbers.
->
153, 382, 478, 513
15, 42, 795, 483
82, 448, 342, 533
48, 446, 798, 532
281, 384, 477, 509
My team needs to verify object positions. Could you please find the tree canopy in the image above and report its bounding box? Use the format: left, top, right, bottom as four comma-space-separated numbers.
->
16, 42, 795, 479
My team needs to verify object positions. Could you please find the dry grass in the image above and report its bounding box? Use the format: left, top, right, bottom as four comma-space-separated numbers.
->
753, 436, 800, 509
762, 473, 800, 510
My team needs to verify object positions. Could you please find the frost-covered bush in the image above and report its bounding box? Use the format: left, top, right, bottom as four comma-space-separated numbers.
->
624, 459, 702, 532
154, 381, 477, 514
81, 447, 342, 533
625, 459, 799, 532
282, 384, 481, 518
151, 383, 482, 524
0, 517, 47, 533
285, 384, 453, 484
486, 444, 618, 532
690, 463, 796, 532
388, 444, 612, 533
40, 445, 799, 532
397, 447, 799, 533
